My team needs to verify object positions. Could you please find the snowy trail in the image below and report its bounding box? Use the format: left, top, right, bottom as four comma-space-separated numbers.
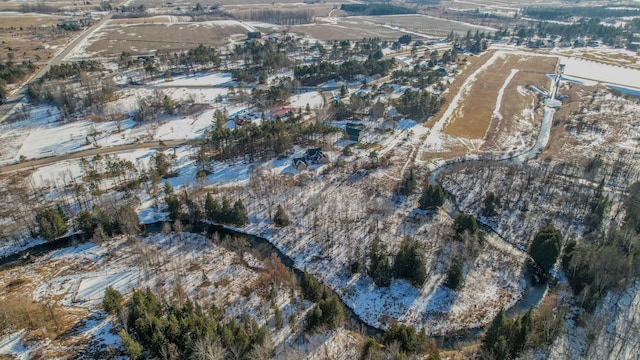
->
520, 106, 555, 160
486, 68, 519, 139
416, 51, 505, 162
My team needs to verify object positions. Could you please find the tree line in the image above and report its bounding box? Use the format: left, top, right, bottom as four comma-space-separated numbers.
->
202, 119, 341, 162
294, 58, 395, 86
249, 10, 314, 25
340, 3, 417, 16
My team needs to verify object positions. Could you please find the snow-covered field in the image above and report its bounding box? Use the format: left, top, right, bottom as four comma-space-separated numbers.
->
560, 56, 640, 90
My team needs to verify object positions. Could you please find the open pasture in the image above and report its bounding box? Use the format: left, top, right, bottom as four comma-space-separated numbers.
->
360, 14, 497, 38
0, 0, 97, 12
291, 18, 417, 41
0, 12, 63, 28
443, 52, 556, 141
224, 2, 338, 18
128, 0, 316, 7
83, 20, 252, 57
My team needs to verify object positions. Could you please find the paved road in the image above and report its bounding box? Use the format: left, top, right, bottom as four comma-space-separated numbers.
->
0, 13, 113, 123
0, 140, 186, 174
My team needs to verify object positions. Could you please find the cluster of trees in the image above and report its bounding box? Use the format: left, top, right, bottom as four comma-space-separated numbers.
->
35, 207, 68, 240
444, 258, 464, 291
453, 213, 478, 237
74, 203, 140, 240
535, 19, 630, 47
131, 91, 184, 122
340, 3, 416, 16
230, 41, 291, 77
584, 180, 609, 232
203, 193, 248, 227
28, 75, 115, 118
273, 204, 290, 227
482, 308, 534, 359
304, 294, 344, 332
79, 154, 143, 193
300, 270, 345, 331
482, 191, 501, 217
249, 10, 313, 25
107, 288, 271, 360
0, 60, 35, 84
203, 119, 341, 162
44, 60, 103, 80
77, 151, 175, 199
332, 91, 378, 120
529, 226, 562, 273
361, 323, 439, 359
418, 184, 445, 210
395, 89, 444, 122
178, 44, 221, 70
18, 3, 57, 13
397, 168, 417, 196
367, 237, 427, 287
250, 84, 290, 108
457, 30, 488, 54
562, 182, 640, 311
392, 66, 445, 89
294, 58, 395, 86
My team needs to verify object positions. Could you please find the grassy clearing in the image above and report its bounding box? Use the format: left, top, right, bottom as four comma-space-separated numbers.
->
87, 21, 248, 56
110, 16, 173, 25
0, 294, 74, 340
361, 14, 495, 37
444, 54, 556, 140
482, 57, 557, 150
0, 14, 63, 29
292, 21, 410, 41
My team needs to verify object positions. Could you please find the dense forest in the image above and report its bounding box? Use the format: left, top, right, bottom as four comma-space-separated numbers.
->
202, 120, 342, 162
294, 58, 395, 86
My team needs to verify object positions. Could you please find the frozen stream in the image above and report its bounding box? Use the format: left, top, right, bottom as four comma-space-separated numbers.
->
520, 103, 557, 160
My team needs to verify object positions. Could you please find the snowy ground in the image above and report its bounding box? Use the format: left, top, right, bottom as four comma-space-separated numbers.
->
1, 36, 640, 356
0, 71, 324, 166
0, 233, 338, 358
549, 281, 640, 360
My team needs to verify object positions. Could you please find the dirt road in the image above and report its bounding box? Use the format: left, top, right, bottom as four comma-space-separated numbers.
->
0, 14, 113, 122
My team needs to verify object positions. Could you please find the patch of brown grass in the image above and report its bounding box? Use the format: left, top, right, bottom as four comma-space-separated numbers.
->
423, 51, 496, 132
419, 144, 469, 163
110, 17, 172, 25
482, 57, 557, 149
4, 277, 31, 290
0, 15, 63, 29
87, 22, 248, 56
213, 278, 231, 287
444, 55, 557, 141
0, 295, 67, 339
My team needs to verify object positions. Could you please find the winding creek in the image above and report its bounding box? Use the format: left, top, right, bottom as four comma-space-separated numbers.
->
0, 73, 563, 350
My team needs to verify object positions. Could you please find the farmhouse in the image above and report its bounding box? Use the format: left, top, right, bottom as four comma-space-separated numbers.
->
292, 148, 329, 170
273, 106, 296, 119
